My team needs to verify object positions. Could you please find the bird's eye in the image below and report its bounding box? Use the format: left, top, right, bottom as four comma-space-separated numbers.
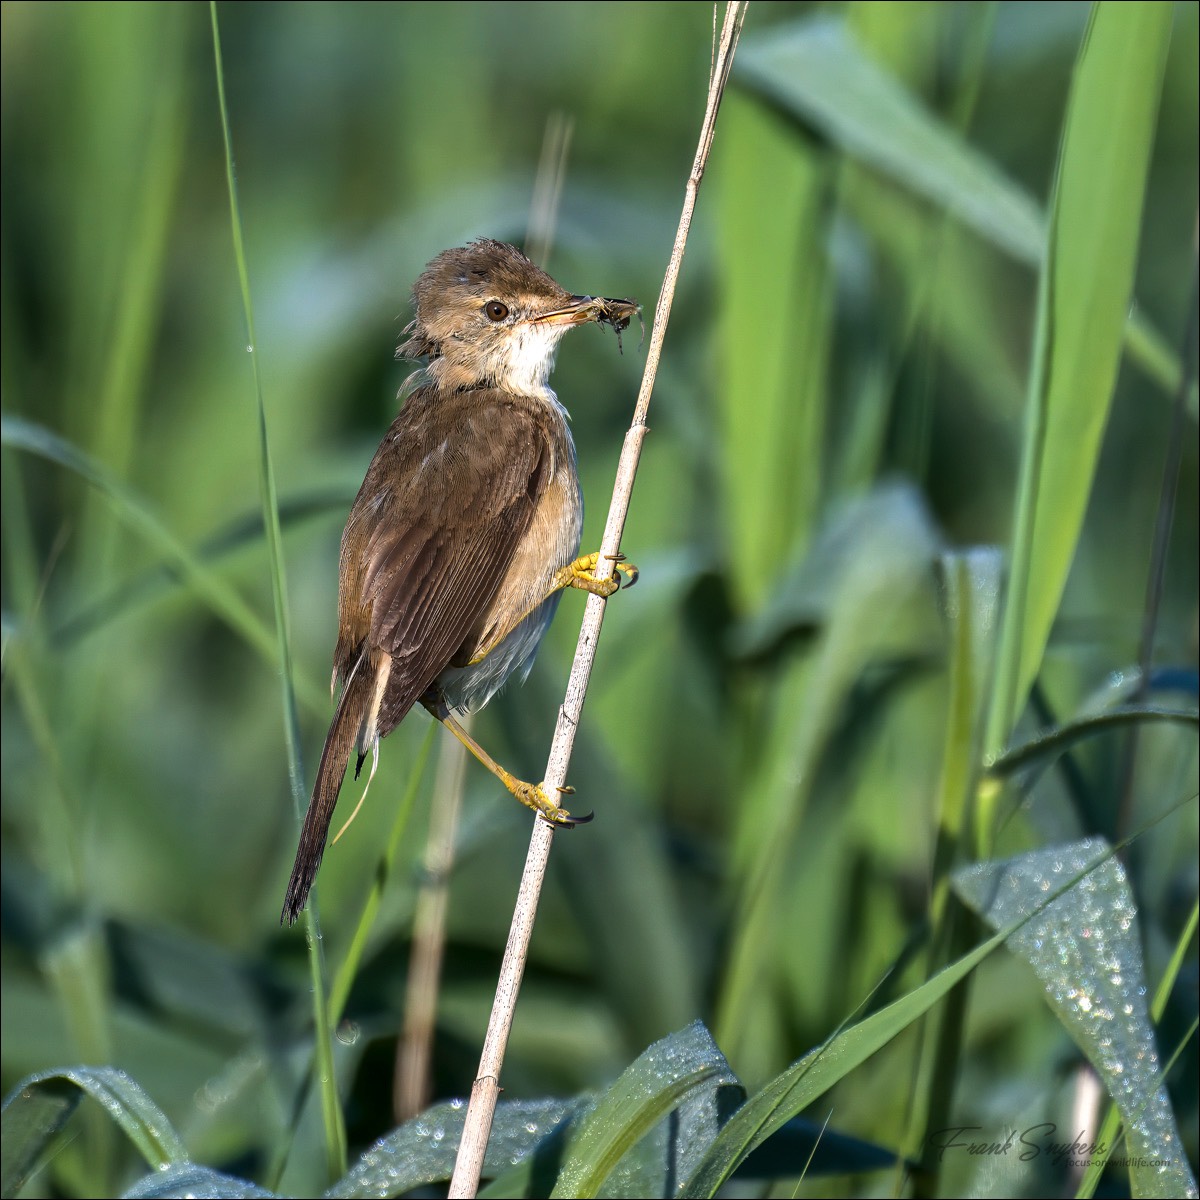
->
484, 300, 509, 322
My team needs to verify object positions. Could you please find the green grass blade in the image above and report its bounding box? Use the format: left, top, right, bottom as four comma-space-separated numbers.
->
0, 415, 327, 716
692, 928, 1006, 1196
989, 705, 1199, 779
903, 549, 1003, 1182
714, 93, 832, 611
733, 12, 1184, 402
688, 839, 1140, 1197
717, 484, 942, 1079
55, 489, 349, 648
986, 2, 1174, 764
208, 3, 344, 1180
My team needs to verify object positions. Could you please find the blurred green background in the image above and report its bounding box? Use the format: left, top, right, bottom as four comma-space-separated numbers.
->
2, 2, 1196, 1196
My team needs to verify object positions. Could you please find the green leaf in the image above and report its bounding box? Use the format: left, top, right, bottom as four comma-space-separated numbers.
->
733, 12, 1183, 402
989, 705, 1199, 779
903, 547, 1004, 1166
0, 415, 327, 717
0, 1075, 82, 1196
730, 482, 944, 667
689, 933, 1000, 1197
1, 1067, 187, 1176
208, 6, 344, 1175
736, 14, 1042, 262
550, 1021, 739, 1199
715, 93, 832, 611
955, 838, 1198, 1199
718, 483, 944, 1076
688, 836, 1146, 1197
122, 1163, 278, 1199
333, 1098, 584, 1198
989, 2, 1174, 751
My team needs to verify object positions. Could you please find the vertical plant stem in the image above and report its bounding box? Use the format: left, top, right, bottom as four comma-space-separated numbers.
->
395, 718, 471, 1122
208, 2, 346, 1181
447, 5, 748, 1196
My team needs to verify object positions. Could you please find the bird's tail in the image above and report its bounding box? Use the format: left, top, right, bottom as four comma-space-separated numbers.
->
281, 654, 375, 924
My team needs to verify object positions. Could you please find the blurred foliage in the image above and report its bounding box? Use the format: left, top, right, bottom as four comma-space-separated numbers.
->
1, 2, 1197, 1197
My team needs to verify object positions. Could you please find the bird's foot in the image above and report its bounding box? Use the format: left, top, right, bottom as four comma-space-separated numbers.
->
561, 550, 639, 599
510, 778, 594, 827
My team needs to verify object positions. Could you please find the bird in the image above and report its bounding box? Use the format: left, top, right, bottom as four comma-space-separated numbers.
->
281, 239, 639, 924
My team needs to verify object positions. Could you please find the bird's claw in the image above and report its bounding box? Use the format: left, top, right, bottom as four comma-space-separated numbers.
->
543, 807, 594, 828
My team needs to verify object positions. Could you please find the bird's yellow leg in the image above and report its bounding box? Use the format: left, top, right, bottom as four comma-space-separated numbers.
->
558, 551, 639, 599
420, 691, 592, 827
465, 551, 638, 666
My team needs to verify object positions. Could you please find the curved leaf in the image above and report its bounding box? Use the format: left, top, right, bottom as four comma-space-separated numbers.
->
2, 1067, 187, 1176
0, 1075, 81, 1195
550, 1021, 739, 1199
955, 839, 1197, 1199
990, 705, 1199, 779
123, 1162, 278, 1199
332, 1098, 583, 1198
988, 1, 1175, 751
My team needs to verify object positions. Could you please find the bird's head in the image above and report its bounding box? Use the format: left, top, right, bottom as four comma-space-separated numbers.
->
399, 239, 636, 396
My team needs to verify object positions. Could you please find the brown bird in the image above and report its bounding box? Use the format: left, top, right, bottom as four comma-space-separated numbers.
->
281, 239, 639, 924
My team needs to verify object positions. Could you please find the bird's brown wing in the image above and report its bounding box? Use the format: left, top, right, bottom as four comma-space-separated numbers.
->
283, 387, 555, 923
339, 386, 552, 730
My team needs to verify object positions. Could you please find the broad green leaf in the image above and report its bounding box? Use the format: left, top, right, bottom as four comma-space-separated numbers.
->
1078, 902, 1200, 1198
714, 93, 832, 612
123, 1163, 278, 1199
595, 1075, 744, 1199
1, 1067, 187, 1174
955, 839, 1198, 1199
550, 1021, 739, 1199
731, 482, 943, 663
334, 1097, 583, 1197
989, 2, 1174, 751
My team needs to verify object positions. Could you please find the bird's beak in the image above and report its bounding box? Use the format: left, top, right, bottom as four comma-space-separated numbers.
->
534, 294, 642, 330
533, 295, 608, 327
